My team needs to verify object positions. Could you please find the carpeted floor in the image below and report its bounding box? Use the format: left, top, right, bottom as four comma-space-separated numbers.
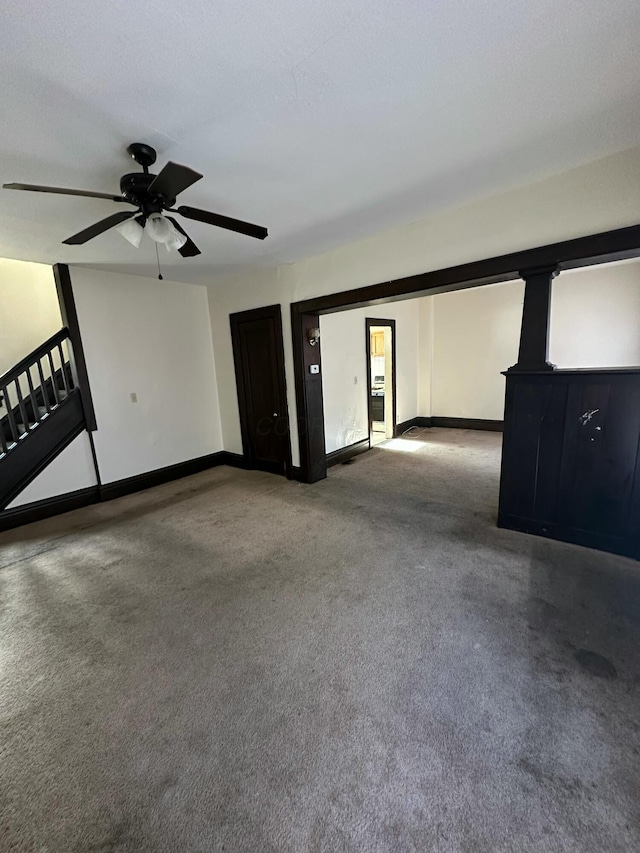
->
1, 428, 639, 852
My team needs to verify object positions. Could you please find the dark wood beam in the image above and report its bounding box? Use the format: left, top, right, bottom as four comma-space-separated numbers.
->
293, 224, 640, 316
291, 223, 640, 483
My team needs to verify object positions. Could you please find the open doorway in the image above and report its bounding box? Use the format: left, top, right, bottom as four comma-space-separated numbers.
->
366, 318, 396, 446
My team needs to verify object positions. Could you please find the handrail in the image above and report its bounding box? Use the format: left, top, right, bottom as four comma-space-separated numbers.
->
1, 327, 76, 456
0, 327, 70, 387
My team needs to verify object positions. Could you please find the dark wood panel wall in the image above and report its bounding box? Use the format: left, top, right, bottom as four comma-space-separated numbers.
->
499, 259, 640, 558
499, 370, 640, 558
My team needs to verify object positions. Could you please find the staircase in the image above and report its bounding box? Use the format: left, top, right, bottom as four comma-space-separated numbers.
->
0, 328, 87, 509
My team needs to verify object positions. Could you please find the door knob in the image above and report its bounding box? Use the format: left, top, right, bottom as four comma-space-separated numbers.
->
273, 413, 279, 418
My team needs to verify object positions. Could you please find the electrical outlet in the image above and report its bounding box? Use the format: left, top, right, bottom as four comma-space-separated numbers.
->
130, 392, 138, 403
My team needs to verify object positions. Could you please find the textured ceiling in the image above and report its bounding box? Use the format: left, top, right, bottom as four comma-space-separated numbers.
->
1, 0, 640, 283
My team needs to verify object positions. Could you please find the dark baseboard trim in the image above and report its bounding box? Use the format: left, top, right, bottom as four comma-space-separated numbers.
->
218, 451, 248, 469
395, 416, 503, 434
326, 438, 371, 468
431, 417, 504, 432
99, 451, 231, 501
0, 450, 255, 533
395, 417, 431, 435
0, 486, 100, 533
223, 452, 302, 481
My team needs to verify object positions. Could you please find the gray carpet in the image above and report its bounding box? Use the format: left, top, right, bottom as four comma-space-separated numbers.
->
1, 428, 639, 852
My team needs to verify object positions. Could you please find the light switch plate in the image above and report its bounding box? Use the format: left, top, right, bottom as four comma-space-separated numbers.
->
309, 364, 320, 375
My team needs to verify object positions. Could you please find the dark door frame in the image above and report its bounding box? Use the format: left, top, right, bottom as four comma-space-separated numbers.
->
230, 303, 293, 479
365, 318, 397, 442
292, 223, 640, 483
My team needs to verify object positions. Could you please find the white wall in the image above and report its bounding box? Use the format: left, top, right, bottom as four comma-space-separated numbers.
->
207, 144, 640, 464
550, 259, 640, 368
320, 301, 420, 453
431, 282, 524, 420
6, 434, 97, 508
0, 258, 61, 376
4, 267, 223, 508
427, 258, 640, 423
71, 268, 223, 484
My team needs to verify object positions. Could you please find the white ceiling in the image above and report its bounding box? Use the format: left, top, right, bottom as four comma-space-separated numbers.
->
1, 0, 640, 284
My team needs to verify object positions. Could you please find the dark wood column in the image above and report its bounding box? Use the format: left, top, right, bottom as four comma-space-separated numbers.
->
291, 307, 327, 483
508, 264, 559, 372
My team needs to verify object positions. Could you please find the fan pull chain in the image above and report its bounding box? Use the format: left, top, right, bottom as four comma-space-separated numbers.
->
155, 242, 163, 280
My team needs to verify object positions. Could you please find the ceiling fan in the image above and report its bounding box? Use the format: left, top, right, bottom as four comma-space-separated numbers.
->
2, 142, 268, 258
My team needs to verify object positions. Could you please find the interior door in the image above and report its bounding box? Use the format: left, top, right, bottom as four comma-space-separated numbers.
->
230, 305, 291, 476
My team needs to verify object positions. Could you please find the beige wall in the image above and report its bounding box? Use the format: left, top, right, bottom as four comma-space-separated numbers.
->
71, 268, 223, 484
0, 258, 61, 376
550, 259, 640, 368
9, 266, 224, 506
207, 266, 290, 457
207, 145, 640, 463
427, 258, 640, 423
431, 283, 524, 420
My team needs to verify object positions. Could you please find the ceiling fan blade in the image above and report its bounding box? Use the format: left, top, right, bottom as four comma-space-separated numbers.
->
62, 211, 136, 245
166, 217, 201, 257
148, 162, 202, 200
177, 205, 268, 240
3, 182, 126, 202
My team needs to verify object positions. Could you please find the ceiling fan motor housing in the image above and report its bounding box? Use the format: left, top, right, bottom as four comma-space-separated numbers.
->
119, 172, 174, 212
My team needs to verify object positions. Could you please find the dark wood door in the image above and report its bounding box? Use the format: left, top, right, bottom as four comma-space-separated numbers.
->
230, 305, 291, 476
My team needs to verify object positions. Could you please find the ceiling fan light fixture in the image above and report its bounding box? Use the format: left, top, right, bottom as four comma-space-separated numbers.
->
146, 212, 187, 251
116, 216, 144, 248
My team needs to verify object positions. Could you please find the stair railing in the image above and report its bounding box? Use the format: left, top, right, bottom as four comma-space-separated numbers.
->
0, 328, 76, 456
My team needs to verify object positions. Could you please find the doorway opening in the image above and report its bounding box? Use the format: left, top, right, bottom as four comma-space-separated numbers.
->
366, 318, 396, 446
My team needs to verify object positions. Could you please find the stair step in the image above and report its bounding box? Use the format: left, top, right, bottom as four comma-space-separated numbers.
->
17, 419, 45, 435
1, 389, 69, 447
